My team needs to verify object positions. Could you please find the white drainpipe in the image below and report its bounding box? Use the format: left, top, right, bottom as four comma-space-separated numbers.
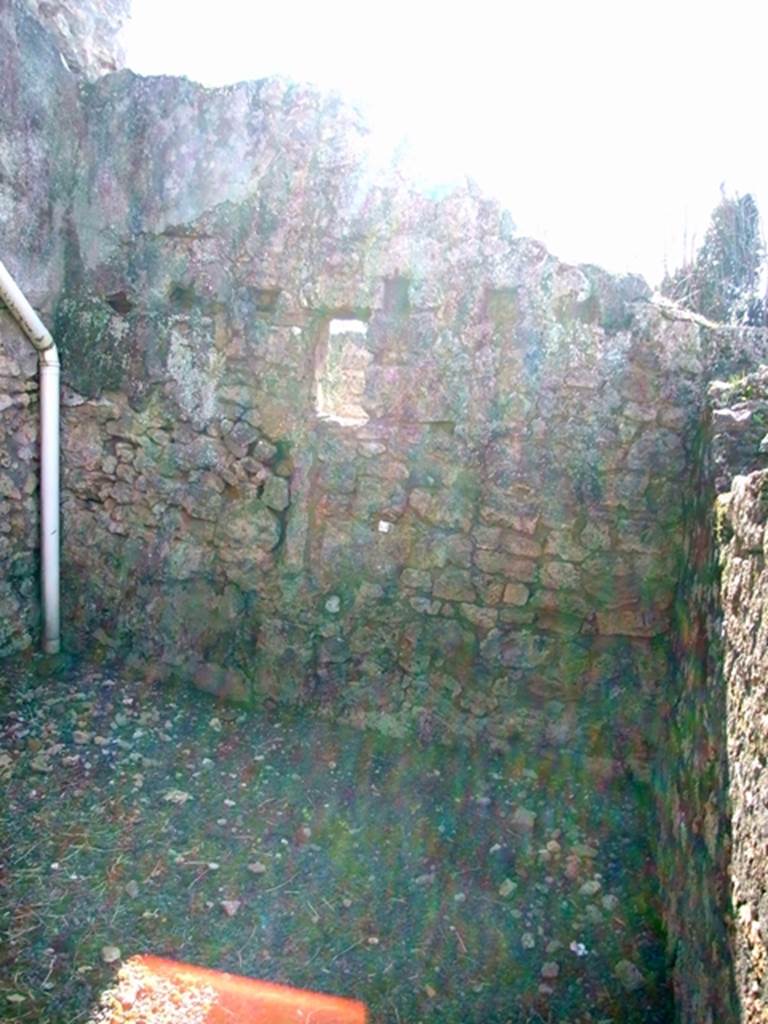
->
0, 259, 60, 654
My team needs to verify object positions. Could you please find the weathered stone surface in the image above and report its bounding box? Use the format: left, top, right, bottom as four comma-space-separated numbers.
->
502, 582, 530, 606
721, 463, 768, 1024
217, 499, 281, 552
5, 7, 768, 765
0, 1, 83, 300
410, 488, 472, 532
474, 550, 538, 580
23, 0, 128, 78
400, 568, 432, 591
262, 474, 290, 512
433, 569, 476, 604
655, 366, 768, 1024
5, 18, 768, 1021
459, 603, 498, 630
540, 560, 580, 590
595, 605, 667, 638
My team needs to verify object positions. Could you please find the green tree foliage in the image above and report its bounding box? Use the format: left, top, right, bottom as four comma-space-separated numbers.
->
662, 189, 766, 325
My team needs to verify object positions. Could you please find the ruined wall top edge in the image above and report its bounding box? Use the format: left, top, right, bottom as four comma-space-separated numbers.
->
21, 0, 130, 80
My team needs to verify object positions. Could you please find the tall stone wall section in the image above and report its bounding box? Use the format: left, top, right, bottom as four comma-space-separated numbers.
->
4, 0, 768, 765
2, 27, 713, 761
655, 358, 768, 1023
0, 0, 83, 654
722, 471, 768, 1023
52, 181, 702, 757
5, 2, 768, 1020
653, 398, 737, 1023
712, 367, 768, 1024
1, 0, 768, 765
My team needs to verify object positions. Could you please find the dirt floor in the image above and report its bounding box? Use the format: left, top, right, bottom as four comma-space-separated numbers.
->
0, 658, 672, 1024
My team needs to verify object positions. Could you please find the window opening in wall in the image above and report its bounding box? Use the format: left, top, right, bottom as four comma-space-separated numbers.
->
315, 317, 371, 425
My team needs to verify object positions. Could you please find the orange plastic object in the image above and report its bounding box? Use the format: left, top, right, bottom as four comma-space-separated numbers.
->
111, 955, 368, 1024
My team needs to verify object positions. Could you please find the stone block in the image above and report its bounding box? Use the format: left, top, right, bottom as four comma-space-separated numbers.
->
596, 605, 668, 638
460, 604, 498, 630
400, 568, 433, 591
498, 606, 536, 626
502, 582, 530, 606
410, 488, 472, 532
500, 531, 543, 559
540, 560, 581, 590
262, 474, 291, 511
474, 549, 538, 580
433, 568, 477, 603
625, 428, 685, 475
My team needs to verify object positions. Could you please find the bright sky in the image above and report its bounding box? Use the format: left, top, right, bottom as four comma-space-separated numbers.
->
122, 0, 767, 287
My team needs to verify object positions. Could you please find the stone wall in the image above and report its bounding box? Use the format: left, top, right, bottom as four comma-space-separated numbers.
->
655, 360, 768, 1023
4, 0, 768, 768
53, 164, 702, 756
4, 8, 768, 1018
22, 0, 129, 78
0, 0, 84, 655
714, 368, 768, 1023
653, 389, 736, 1024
